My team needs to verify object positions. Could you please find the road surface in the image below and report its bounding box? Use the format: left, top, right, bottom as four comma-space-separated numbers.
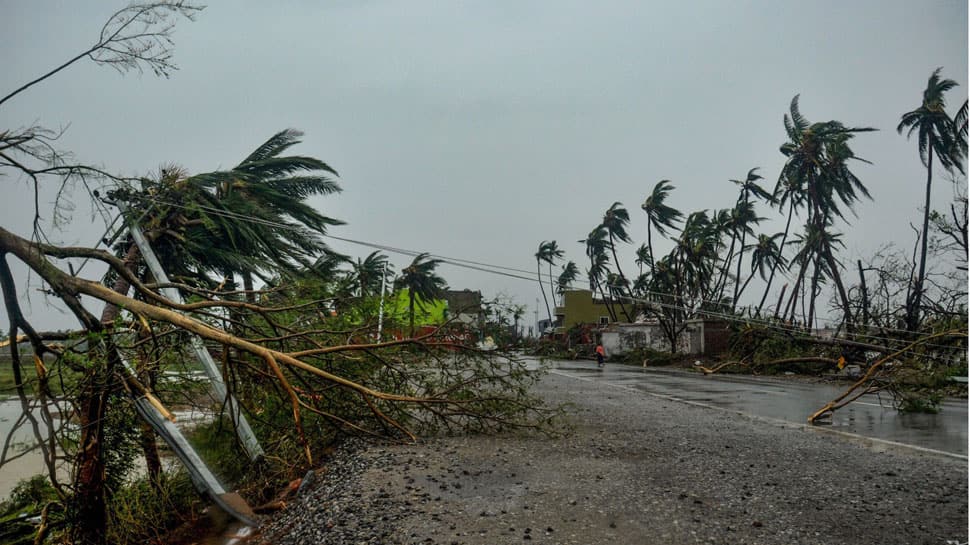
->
538, 357, 968, 458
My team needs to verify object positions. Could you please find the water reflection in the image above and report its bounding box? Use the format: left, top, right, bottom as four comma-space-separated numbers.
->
536, 358, 968, 456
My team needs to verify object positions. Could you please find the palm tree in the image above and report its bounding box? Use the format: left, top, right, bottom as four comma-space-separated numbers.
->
757, 173, 802, 315
784, 223, 844, 327
601, 202, 633, 321
310, 250, 349, 280
897, 68, 964, 330
634, 243, 651, 277
580, 226, 618, 321
534, 241, 562, 326
674, 210, 719, 304
128, 129, 343, 293
556, 260, 580, 302
955, 99, 968, 159
82, 130, 341, 545
716, 201, 763, 310
350, 251, 392, 298
395, 253, 447, 336
729, 168, 771, 310
737, 232, 787, 307
544, 241, 564, 311
641, 180, 682, 279
773, 95, 875, 324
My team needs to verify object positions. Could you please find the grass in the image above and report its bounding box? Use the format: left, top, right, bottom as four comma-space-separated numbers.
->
0, 355, 64, 400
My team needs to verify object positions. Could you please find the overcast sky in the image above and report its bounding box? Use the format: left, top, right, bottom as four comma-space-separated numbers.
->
1, 0, 967, 331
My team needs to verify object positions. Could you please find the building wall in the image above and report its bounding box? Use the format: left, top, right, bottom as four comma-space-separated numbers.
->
601, 320, 725, 356
600, 324, 665, 355
555, 290, 614, 330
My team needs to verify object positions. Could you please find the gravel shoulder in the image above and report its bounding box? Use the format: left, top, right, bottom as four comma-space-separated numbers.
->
254, 370, 968, 545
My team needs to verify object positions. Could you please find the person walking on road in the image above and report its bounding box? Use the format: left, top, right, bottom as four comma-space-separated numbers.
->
595, 343, 605, 367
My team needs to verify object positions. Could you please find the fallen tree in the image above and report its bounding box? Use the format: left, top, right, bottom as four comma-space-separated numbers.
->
0, 225, 553, 544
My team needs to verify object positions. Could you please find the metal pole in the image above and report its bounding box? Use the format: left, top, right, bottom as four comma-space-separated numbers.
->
117, 350, 258, 527
535, 298, 539, 337
118, 203, 263, 461
376, 262, 388, 342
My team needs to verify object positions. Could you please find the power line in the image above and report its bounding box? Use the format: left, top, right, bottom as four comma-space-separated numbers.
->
112, 193, 964, 355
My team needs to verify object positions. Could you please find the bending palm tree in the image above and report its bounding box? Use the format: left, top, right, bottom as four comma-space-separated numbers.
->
545, 241, 564, 311
730, 168, 771, 310
395, 253, 447, 336
897, 68, 963, 330
351, 251, 392, 298
125, 129, 343, 292
641, 180, 682, 280
601, 202, 634, 321
534, 241, 562, 328
556, 260, 579, 303
737, 232, 787, 306
581, 226, 618, 321
774, 95, 875, 325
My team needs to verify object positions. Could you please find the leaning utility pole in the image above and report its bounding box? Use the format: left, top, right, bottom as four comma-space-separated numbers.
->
119, 202, 264, 461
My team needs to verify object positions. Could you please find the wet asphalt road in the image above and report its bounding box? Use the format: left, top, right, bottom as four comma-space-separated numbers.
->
534, 358, 968, 458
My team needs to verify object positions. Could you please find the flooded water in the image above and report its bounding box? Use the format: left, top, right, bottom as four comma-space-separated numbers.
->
0, 399, 215, 500
0, 398, 64, 500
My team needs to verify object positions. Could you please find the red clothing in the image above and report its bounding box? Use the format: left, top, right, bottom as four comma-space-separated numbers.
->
595, 345, 605, 356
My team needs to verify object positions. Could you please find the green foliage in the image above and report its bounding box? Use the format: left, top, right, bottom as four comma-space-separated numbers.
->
0, 476, 60, 545
897, 392, 943, 414
102, 397, 143, 493
728, 324, 835, 374
105, 472, 204, 545
615, 347, 678, 367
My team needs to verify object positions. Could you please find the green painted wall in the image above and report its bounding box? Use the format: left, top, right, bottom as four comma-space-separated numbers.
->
384, 289, 447, 326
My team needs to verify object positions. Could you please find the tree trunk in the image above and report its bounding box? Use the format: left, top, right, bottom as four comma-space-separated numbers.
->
647, 224, 657, 280
548, 262, 558, 308
822, 242, 854, 330
807, 258, 821, 330
732, 224, 749, 312
536, 260, 552, 326
134, 268, 163, 488
716, 230, 738, 304
908, 147, 934, 331
758, 199, 795, 315
857, 259, 869, 327
607, 234, 633, 322
71, 244, 140, 545
773, 283, 788, 319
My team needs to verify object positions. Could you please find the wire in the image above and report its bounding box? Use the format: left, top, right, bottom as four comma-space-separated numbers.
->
72, 213, 122, 276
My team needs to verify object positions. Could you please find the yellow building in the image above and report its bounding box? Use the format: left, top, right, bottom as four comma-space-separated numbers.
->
554, 289, 615, 331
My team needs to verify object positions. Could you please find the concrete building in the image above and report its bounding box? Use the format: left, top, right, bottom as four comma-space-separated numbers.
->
553, 289, 615, 331
442, 289, 484, 327
600, 319, 731, 356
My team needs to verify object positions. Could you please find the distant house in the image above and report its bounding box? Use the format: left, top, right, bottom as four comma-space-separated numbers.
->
554, 289, 615, 331
442, 289, 484, 327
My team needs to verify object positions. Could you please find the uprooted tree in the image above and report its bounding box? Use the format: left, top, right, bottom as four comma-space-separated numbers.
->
0, 4, 552, 544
